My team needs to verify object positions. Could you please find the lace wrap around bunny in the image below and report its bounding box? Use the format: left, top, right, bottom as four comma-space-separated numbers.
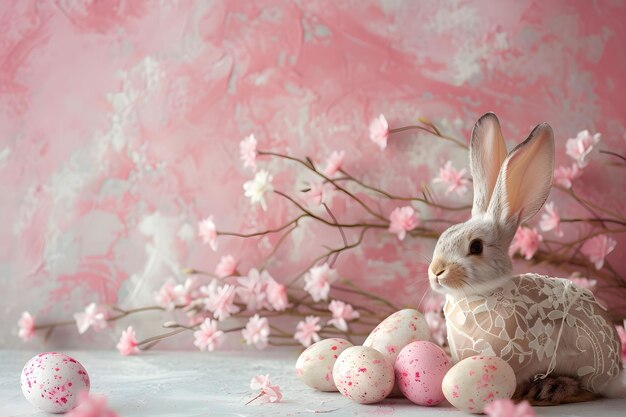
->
444, 274, 622, 393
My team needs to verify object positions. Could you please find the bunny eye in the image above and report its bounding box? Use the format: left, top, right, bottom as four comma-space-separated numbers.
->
469, 239, 483, 255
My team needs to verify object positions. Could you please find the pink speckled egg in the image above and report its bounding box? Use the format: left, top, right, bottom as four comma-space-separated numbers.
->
333, 346, 394, 404
394, 341, 451, 406
442, 355, 516, 413
296, 338, 353, 391
20, 352, 90, 413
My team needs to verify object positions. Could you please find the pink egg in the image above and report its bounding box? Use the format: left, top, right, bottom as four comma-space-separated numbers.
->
394, 341, 451, 406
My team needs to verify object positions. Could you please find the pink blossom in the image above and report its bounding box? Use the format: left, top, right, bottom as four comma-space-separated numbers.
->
425, 311, 447, 346
566, 130, 601, 168
237, 268, 269, 311
74, 303, 108, 334
243, 170, 274, 211
369, 114, 389, 150
304, 264, 338, 302
553, 164, 582, 189
323, 150, 345, 177
66, 392, 118, 417
484, 399, 536, 417
581, 235, 617, 270
18, 311, 35, 342
539, 202, 563, 237
154, 280, 178, 310
193, 318, 224, 351
155, 278, 198, 310
616, 323, 626, 359
242, 314, 270, 350
250, 374, 282, 403
116, 326, 139, 356
433, 160, 471, 196
240, 134, 258, 170
388, 206, 420, 240
327, 300, 360, 331
215, 255, 238, 278
509, 227, 543, 260
568, 274, 597, 291
173, 277, 199, 306
198, 216, 218, 251
205, 284, 240, 321
294, 316, 322, 347
266, 277, 288, 311
305, 181, 330, 206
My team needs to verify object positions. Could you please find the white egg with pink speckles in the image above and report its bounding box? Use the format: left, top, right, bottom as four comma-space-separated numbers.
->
363, 309, 430, 363
442, 355, 516, 413
21, 352, 90, 413
333, 346, 394, 404
296, 338, 353, 391
363, 309, 430, 396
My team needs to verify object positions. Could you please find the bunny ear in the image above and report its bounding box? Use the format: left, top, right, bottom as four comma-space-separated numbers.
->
488, 123, 555, 229
470, 113, 508, 216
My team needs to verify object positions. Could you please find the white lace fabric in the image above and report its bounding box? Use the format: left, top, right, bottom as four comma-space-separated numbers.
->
444, 274, 622, 392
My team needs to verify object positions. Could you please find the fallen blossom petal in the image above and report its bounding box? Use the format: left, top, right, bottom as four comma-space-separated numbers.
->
250, 374, 269, 390
249, 374, 283, 404
66, 392, 118, 417
484, 399, 536, 417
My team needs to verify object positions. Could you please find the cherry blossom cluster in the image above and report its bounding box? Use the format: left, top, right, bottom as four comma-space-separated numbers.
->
17, 114, 625, 363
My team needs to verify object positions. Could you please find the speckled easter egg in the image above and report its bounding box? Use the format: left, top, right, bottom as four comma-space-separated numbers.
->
363, 309, 430, 363
442, 355, 516, 413
20, 352, 90, 413
296, 338, 353, 391
333, 346, 394, 404
364, 309, 430, 396
394, 341, 451, 405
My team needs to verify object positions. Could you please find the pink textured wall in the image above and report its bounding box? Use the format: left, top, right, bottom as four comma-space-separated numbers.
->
2, 0, 625, 347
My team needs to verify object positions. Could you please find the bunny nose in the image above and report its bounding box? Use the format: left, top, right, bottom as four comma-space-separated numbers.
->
435, 269, 446, 277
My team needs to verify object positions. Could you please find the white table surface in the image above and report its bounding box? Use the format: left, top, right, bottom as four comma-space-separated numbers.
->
1, 350, 625, 416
